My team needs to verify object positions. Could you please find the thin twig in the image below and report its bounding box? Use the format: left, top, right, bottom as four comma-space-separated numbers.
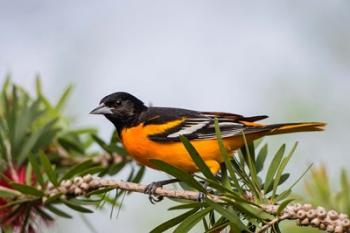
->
256, 214, 289, 233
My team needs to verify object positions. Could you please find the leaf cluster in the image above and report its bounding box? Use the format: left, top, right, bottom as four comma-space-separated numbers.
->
0, 77, 144, 232
304, 165, 350, 215
150, 119, 309, 233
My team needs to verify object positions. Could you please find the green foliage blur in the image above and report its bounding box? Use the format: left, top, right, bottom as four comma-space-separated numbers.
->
0, 77, 143, 232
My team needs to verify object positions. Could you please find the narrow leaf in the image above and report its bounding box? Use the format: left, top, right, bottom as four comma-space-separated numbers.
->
0, 186, 21, 198
150, 208, 199, 233
264, 144, 285, 193
256, 144, 268, 173
168, 203, 205, 211
11, 183, 43, 196
206, 199, 246, 230
39, 151, 58, 186
61, 159, 94, 181
132, 166, 145, 183
174, 207, 212, 233
272, 143, 297, 199
214, 119, 241, 193
180, 136, 216, 180
28, 153, 44, 186
55, 85, 73, 111
151, 160, 206, 192
46, 205, 72, 218
61, 199, 93, 213
277, 199, 294, 214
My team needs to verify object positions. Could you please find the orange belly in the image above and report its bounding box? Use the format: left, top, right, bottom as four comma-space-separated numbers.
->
120, 122, 256, 173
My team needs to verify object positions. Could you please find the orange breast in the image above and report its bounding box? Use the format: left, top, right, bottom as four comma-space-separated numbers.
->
120, 121, 248, 173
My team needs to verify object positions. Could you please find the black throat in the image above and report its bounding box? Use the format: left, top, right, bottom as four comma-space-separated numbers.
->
105, 106, 147, 137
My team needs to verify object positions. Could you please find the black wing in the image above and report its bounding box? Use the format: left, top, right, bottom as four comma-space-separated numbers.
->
144, 107, 268, 142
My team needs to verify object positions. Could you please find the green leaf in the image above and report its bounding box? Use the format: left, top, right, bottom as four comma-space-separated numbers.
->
277, 199, 294, 215
241, 133, 260, 197
180, 136, 216, 180
222, 198, 271, 220
61, 160, 94, 181
195, 176, 237, 195
44, 193, 63, 204
38, 93, 52, 109
2, 74, 11, 93
110, 130, 120, 144
213, 119, 241, 194
256, 144, 268, 173
34, 206, 54, 221
13, 100, 43, 152
0, 199, 32, 210
39, 151, 58, 186
58, 137, 85, 154
174, 207, 212, 233
168, 203, 205, 211
17, 118, 58, 165
288, 164, 313, 190
105, 162, 125, 176
150, 208, 199, 233
275, 189, 292, 202
272, 143, 297, 199
265, 173, 290, 193
55, 85, 73, 111
80, 166, 105, 176
28, 153, 44, 186
0, 186, 21, 198
32, 127, 60, 153
25, 162, 33, 185
11, 183, 43, 196
132, 166, 145, 183
87, 187, 114, 196
35, 75, 43, 97
91, 134, 113, 154
264, 144, 285, 193
61, 199, 93, 213
0, 131, 6, 160
46, 205, 72, 218
206, 199, 246, 231
340, 169, 350, 213
151, 160, 206, 192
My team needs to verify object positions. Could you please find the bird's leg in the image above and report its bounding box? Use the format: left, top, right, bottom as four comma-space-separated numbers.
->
196, 180, 216, 202
196, 163, 224, 202
144, 178, 179, 204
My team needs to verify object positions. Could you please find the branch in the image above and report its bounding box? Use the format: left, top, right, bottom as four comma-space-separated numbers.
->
45, 175, 350, 233
256, 213, 289, 233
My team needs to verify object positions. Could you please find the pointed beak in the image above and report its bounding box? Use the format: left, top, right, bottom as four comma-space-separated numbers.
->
90, 103, 113, 115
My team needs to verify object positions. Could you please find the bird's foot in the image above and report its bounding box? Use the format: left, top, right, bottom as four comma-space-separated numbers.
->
196, 181, 216, 202
144, 181, 164, 204
144, 179, 179, 204
196, 192, 206, 202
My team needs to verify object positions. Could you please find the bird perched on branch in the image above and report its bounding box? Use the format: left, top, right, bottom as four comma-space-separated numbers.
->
91, 92, 325, 202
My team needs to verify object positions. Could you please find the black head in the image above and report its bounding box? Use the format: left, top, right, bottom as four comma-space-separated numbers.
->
90, 92, 147, 130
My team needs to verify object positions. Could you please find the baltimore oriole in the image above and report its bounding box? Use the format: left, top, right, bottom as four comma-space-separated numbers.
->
91, 92, 325, 201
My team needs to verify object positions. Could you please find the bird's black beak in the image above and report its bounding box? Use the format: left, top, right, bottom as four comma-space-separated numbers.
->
90, 103, 113, 115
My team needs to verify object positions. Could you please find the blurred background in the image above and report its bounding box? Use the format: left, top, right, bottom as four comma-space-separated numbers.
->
0, 1, 349, 232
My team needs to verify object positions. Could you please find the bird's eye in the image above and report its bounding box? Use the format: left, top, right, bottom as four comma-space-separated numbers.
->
115, 100, 122, 106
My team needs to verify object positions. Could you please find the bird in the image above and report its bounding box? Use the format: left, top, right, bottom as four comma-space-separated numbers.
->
90, 92, 325, 202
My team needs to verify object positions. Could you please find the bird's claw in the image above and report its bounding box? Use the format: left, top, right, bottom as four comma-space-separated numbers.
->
196, 192, 206, 202
144, 182, 164, 204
